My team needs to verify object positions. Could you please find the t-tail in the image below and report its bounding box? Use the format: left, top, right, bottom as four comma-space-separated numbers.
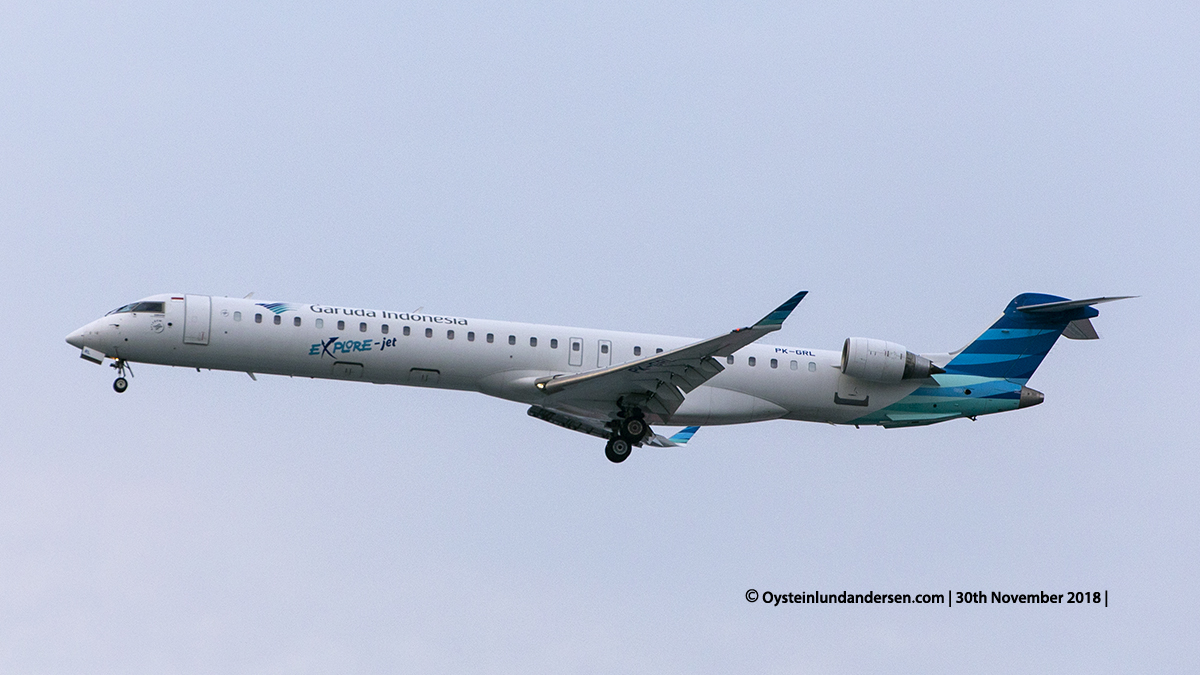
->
944, 294, 1135, 384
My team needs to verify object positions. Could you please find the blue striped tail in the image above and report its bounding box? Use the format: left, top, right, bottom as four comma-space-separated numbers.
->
945, 293, 1100, 384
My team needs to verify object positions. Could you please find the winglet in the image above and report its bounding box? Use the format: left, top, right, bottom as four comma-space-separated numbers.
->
643, 426, 701, 448
667, 426, 700, 445
751, 291, 808, 330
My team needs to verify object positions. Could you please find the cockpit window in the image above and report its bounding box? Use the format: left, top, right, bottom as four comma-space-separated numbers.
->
106, 301, 165, 315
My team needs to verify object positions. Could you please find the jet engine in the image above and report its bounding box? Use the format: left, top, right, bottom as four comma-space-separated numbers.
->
840, 337, 943, 382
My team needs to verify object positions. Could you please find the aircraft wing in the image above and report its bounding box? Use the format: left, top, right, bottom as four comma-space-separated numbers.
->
527, 406, 699, 447
532, 291, 806, 422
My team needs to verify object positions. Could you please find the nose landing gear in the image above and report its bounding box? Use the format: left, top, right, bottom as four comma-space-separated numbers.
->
110, 359, 132, 393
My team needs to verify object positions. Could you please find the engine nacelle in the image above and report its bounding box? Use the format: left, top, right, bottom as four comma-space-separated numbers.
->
840, 337, 942, 382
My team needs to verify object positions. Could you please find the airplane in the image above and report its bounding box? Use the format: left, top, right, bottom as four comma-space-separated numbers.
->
65, 291, 1130, 463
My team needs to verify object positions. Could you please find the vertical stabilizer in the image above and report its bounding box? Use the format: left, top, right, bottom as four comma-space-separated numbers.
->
944, 294, 1128, 383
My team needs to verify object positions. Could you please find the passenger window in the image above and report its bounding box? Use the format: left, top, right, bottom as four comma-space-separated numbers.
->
403, 326, 411, 336
294, 316, 302, 327
808, 361, 816, 372
234, 311, 241, 321
748, 357, 756, 367
316, 318, 324, 329
425, 328, 433, 338
600, 344, 609, 354
338, 320, 345, 330
656, 348, 663, 353
273, 315, 281, 325
448, 330, 455, 340
770, 358, 778, 369
255, 313, 262, 324
530, 337, 537, 347
572, 342, 580, 351
727, 356, 734, 364
360, 322, 367, 332
790, 360, 798, 370
468, 331, 475, 342
634, 346, 641, 356
487, 333, 495, 343
550, 338, 557, 349
382, 324, 388, 334
508, 335, 516, 345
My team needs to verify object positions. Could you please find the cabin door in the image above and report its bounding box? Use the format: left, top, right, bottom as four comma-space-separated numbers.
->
183, 295, 211, 345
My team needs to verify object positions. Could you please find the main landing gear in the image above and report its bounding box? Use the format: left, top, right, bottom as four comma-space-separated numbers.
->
111, 359, 131, 393
619, 416, 647, 442
605, 411, 650, 464
605, 437, 631, 463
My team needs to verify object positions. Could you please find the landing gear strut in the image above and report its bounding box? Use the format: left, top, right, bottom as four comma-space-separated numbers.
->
111, 359, 131, 393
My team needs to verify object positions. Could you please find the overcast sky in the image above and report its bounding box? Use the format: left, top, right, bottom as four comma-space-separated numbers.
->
2, 1, 1196, 672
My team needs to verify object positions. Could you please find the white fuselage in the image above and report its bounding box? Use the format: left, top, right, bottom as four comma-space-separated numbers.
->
67, 294, 928, 426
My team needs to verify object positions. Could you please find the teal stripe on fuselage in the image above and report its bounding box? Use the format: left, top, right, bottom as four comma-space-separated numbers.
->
848, 377, 1023, 426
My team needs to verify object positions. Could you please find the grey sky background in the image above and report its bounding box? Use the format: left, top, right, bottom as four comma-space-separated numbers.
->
1, 1, 1196, 672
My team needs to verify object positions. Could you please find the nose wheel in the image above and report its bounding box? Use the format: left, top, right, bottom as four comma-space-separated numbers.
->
110, 359, 132, 393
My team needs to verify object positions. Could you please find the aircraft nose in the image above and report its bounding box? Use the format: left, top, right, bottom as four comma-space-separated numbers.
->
66, 320, 99, 349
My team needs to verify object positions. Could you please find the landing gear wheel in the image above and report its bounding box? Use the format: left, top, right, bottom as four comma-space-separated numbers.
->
605, 437, 631, 463
113, 377, 128, 393
620, 416, 647, 443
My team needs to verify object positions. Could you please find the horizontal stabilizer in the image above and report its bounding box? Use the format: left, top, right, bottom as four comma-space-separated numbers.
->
1016, 296, 1136, 314
1062, 318, 1100, 340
